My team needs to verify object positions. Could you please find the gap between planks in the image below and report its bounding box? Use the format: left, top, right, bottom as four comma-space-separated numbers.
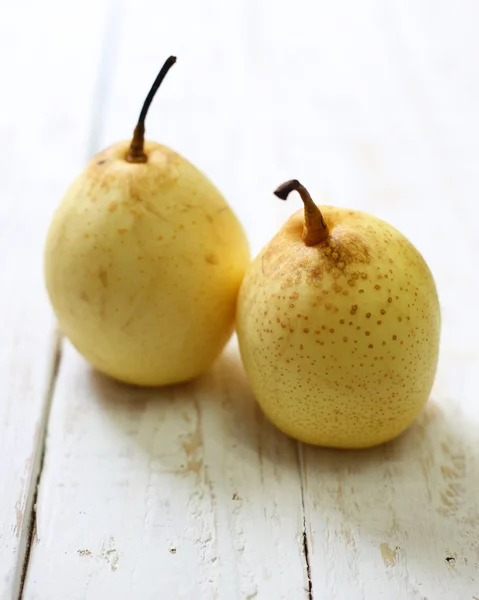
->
15, 335, 62, 600
299, 444, 314, 600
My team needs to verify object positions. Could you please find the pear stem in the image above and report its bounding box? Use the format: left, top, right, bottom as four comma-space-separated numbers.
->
126, 56, 177, 164
274, 179, 329, 246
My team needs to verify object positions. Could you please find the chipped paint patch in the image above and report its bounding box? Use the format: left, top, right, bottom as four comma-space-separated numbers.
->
380, 542, 398, 567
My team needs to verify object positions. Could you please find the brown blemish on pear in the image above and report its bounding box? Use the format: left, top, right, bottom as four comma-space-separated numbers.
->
98, 268, 108, 287
205, 253, 219, 265
265, 180, 371, 291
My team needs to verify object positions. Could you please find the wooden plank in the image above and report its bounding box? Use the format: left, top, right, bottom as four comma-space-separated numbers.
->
0, 2, 110, 597
255, 0, 479, 598
24, 342, 306, 599
23, 1, 308, 598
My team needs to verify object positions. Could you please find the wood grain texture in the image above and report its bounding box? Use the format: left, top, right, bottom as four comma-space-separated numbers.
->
24, 342, 306, 599
0, 2, 109, 597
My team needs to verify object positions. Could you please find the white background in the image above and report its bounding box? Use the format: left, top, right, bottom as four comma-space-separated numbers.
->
1, 0, 478, 598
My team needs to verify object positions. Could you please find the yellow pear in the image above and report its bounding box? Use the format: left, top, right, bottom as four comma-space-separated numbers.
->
44, 57, 250, 386
236, 179, 440, 448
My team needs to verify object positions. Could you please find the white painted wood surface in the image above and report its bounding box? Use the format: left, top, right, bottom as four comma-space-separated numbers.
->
1, 0, 478, 598
0, 1, 110, 597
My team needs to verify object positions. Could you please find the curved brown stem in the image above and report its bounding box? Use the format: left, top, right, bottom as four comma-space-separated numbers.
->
274, 179, 329, 245
126, 56, 177, 163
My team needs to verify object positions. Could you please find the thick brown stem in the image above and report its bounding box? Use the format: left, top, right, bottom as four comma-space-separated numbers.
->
274, 179, 329, 245
126, 56, 177, 164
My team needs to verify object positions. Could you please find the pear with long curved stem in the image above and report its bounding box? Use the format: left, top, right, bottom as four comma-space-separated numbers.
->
44, 57, 250, 386
236, 179, 441, 449
127, 55, 177, 163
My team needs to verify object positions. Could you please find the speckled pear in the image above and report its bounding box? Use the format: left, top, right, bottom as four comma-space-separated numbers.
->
44, 57, 250, 386
236, 179, 441, 448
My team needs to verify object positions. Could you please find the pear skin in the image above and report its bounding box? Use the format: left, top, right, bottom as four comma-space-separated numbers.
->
44, 58, 250, 386
236, 180, 441, 449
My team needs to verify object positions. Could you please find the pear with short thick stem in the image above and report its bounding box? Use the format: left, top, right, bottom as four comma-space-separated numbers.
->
236, 179, 441, 448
